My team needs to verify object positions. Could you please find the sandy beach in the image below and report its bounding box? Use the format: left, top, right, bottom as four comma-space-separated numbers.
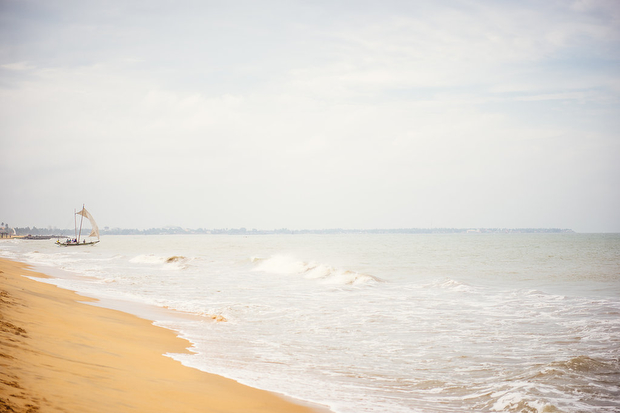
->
0, 258, 324, 413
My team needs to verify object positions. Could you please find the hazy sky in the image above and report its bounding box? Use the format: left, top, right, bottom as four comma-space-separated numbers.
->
1, 0, 619, 232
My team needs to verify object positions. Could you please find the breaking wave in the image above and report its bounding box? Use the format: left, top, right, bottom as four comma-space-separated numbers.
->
253, 255, 380, 286
129, 254, 190, 268
487, 355, 620, 412
490, 392, 560, 413
429, 278, 476, 293
548, 355, 612, 373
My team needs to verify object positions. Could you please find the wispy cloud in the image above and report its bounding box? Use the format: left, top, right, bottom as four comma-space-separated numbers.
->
1, 61, 36, 71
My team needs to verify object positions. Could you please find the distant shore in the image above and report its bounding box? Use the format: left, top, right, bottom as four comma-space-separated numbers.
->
8, 226, 576, 237
0, 258, 326, 413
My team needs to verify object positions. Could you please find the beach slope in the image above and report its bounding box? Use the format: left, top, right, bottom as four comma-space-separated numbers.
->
0, 258, 321, 413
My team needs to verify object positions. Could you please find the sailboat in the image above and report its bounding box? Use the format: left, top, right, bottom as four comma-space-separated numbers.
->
56, 205, 100, 246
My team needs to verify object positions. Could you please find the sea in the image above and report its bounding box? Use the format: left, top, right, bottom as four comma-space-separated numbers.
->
1, 233, 619, 413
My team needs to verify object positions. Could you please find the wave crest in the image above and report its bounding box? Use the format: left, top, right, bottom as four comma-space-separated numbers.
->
129, 254, 190, 268
430, 278, 475, 292
491, 392, 559, 413
548, 355, 612, 374
253, 255, 380, 286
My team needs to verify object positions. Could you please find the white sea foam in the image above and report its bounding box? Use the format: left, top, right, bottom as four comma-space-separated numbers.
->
2, 233, 619, 413
129, 253, 166, 264
434, 278, 476, 292
254, 254, 379, 285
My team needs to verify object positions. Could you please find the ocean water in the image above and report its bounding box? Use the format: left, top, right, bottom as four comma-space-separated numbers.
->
1, 233, 619, 413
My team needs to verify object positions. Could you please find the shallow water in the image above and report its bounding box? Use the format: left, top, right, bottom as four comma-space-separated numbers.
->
2, 233, 619, 412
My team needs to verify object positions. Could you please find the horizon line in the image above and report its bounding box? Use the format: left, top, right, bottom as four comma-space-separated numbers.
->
8, 226, 579, 235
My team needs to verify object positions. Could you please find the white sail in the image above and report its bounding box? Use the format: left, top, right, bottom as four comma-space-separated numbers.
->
76, 207, 100, 240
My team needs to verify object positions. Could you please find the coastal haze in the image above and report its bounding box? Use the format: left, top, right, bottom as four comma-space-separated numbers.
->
1, 1, 619, 232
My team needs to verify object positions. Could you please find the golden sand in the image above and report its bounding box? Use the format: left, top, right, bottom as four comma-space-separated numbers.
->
0, 258, 325, 413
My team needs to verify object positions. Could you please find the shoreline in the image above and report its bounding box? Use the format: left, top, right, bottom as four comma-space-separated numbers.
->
0, 257, 329, 413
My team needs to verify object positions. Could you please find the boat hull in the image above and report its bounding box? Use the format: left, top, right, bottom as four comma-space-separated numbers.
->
56, 240, 100, 247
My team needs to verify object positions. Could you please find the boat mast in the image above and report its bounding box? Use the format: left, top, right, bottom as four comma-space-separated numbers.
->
74, 209, 77, 240
77, 204, 84, 243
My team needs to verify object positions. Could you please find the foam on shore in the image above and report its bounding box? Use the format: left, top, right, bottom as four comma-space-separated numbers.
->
0, 257, 327, 413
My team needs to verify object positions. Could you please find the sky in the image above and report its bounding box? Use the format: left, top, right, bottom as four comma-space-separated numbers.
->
1, 0, 619, 232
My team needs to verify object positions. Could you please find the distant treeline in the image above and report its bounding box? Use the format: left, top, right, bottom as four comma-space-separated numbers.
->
12, 227, 74, 237
10, 226, 575, 236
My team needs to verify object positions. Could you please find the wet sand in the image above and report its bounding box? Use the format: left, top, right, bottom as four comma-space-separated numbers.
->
0, 258, 324, 413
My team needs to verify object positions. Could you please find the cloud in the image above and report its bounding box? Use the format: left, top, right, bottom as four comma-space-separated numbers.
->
1, 0, 619, 231
1, 61, 36, 71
